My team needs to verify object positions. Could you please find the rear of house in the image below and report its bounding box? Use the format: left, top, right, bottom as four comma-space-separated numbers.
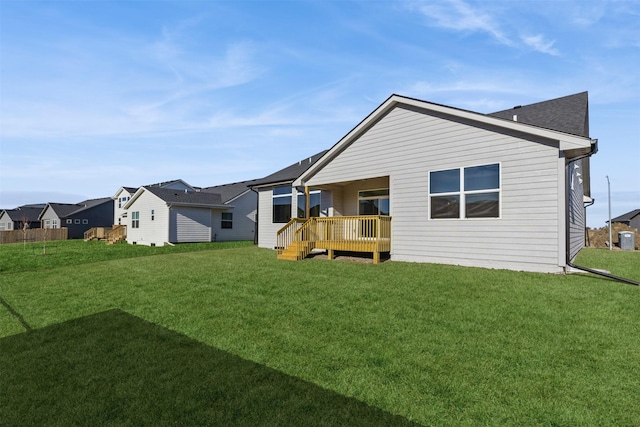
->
279, 93, 595, 273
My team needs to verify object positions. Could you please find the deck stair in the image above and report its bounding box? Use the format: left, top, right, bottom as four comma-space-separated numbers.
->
106, 225, 127, 245
278, 240, 315, 261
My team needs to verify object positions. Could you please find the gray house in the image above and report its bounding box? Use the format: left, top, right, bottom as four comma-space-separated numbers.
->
39, 198, 114, 239
200, 179, 259, 242
259, 92, 596, 273
610, 209, 640, 231
249, 151, 328, 249
0, 205, 44, 230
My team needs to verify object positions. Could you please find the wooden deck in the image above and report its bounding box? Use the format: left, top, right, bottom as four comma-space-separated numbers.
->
277, 216, 391, 264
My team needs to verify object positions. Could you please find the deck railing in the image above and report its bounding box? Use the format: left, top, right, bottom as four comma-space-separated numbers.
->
106, 225, 127, 244
276, 218, 306, 254
84, 227, 111, 241
277, 215, 391, 262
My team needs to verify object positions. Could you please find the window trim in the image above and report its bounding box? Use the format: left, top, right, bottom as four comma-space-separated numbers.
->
131, 211, 140, 229
221, 212, 233, 229
272, 186, 292, 223
428, 163, 501, 220
358, 188, 390, 216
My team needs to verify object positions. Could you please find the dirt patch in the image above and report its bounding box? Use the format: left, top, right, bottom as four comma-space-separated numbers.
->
306, 251, 390, 264
587, 223, 639, 250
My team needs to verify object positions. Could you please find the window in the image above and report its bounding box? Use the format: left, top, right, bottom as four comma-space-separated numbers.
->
82, 219, 88, 224
272, 186, 292, 223
44, 219, 51, 228
66, 219, 72, 224
221, 212, 233, 229
151, 210, 155, 221
429, 163, 500, 219
358, 189, 389, 216
132, 211, 140, 228
51, 219, 57, 228
74, 219, 80, 224
118, 198, 122, 208
297, 190, 321, 218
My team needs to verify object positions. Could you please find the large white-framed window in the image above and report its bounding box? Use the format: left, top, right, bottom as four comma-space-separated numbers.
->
429, 163, 500, 219
358, 189, 389, 216
272, 186, 292, 223
297, 189, 321, 218
132, 211, 140, 228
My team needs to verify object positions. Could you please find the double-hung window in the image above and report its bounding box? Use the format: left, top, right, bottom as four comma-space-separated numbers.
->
221, 212, 233, 229
272, 186, 292, 223
132, 211, 140, 228
429, 163, 500, 219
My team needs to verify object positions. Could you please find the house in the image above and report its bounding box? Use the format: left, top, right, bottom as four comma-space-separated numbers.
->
39, 198, 114, 239
259, 92, 596, 274
249, 150, 329, 249
123, 186, 235, 246
610, 209, 640, 231
0, 205, 44, 231
200, 179, 259, 242
112, 179, 195, 226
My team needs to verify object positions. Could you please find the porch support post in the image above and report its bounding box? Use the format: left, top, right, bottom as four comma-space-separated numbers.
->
327, 248, 334, 260
305, 186, 310, 219
373, 251, 380, 264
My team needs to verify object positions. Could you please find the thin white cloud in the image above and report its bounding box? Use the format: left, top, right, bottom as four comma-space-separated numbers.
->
407, 0, 512, 46
521, 34, 560, 56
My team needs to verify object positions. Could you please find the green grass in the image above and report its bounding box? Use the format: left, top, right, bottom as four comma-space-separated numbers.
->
1, 245, 639, 426
0, 239, 252, 273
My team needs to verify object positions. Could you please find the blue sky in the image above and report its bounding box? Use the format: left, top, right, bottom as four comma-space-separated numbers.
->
1, 0, 638, 228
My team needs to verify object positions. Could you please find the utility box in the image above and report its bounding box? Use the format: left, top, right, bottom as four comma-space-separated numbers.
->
618, 231, 635, 251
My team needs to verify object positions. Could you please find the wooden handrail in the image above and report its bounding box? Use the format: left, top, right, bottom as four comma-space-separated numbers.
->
276, 218, 306, 254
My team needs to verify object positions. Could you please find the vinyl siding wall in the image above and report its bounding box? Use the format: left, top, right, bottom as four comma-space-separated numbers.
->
0, 212, 12, 230
567, 160, 586, 261
113, 190, 134, 226
126, 191, 169, 246
212, 192, 256, 242
170, 207, 212, 243
306, 105, 566, 273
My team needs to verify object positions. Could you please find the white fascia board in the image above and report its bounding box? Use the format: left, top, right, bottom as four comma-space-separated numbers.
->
122, 187, 149, 210
294, 94, 592, 186
167, 203, 230, 209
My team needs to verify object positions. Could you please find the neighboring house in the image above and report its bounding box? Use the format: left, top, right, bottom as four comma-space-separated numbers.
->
249, 150, 329, 249
200, 179, 259, 242
259, 92, 595, 274
610, 209, 640, 231
112, 179, 195, 226
39, 198, 114, 239
123, 186, 232, 246
0, 206, 44, 230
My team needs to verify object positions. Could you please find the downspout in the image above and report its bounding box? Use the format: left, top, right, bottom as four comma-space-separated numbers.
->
564, 140, 639, 286
250, 187, 259, 245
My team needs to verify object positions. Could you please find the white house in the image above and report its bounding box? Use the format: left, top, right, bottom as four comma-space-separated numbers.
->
200, 179, 258, 242
257, 92, 596, 274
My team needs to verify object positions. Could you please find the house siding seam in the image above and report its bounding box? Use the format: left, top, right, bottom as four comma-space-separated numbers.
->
305, 105, 565, 273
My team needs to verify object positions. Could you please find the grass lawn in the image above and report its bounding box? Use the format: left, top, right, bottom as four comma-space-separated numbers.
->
1, 243, 639, 426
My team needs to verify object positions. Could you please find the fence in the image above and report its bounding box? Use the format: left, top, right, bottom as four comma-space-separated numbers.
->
0, 228, 68, 245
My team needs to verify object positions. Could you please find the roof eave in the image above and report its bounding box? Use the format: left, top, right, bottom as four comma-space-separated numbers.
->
294, 94, 593, 186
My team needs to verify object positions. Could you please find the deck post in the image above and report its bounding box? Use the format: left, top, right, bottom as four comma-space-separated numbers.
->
305, 186, 310, 219
373, 251, 380, 264
327, 248, 334, 260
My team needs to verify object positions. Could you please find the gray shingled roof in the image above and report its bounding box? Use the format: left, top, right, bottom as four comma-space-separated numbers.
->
4, 207, 43, 222
489, 92, 589, 137
250, 150, 329, 187
200, 179, 259, 203
611, 209, 640, 223
145, 187, 226, 207
46, 203, 84, 218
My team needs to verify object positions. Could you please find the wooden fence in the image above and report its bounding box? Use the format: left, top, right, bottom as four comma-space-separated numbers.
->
0, 228, 68, 245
